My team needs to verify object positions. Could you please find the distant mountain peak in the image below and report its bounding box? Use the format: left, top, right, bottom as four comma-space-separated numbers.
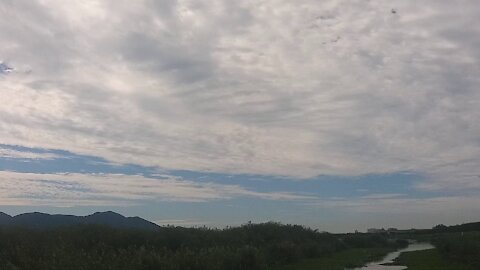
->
0, 211, 159, 230
0, 212, 13, 225
89, 211, 125, 218
0, 212, 12, 217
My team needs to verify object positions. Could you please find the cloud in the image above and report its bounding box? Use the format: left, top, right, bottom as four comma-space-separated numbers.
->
0, 147, 61, 160
302, 194, 480, 231
360, 193, 405, 199
309, 194, 480, 215
0, 0, 479, 188
0, 171, 313, 206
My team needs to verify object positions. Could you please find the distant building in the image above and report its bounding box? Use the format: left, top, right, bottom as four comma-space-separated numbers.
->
367, 228, 385, 233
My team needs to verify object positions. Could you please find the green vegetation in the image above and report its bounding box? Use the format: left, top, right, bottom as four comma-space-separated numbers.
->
391, 249, 474, 270
432, 231, 480, 269
0, 222, 406, 270
5, 218, 480, 270
275, 219, 480, 270
276, 247, 395, 270
395, 223, 480, 270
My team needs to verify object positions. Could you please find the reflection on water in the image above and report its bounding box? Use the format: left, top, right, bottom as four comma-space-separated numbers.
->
349, 242, 434, 270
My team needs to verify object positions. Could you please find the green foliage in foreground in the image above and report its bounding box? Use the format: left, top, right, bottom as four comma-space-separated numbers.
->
392, 249, 474, 270
432, 231, 480, 269
275, 247, 395, 270
0, 223, 405, 270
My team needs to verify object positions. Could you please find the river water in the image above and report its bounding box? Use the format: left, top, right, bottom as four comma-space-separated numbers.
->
349, 242, 434, 270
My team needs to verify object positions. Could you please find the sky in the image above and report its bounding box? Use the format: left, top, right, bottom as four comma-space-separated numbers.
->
0, 0, 479, 232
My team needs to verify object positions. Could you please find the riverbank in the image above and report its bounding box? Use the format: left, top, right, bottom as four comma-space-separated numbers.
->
387, 249, 474, 270
275, 247, 396, 270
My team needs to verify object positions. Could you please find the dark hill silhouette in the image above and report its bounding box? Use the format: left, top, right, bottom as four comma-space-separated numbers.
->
0, 211, 159, 230
85, 211, 160, 230
0, 212, 12, 225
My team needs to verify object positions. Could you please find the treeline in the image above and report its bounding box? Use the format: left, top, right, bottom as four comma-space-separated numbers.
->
432, 222, 480, 233
432, 231, 480, 269
0, 222, 405, 270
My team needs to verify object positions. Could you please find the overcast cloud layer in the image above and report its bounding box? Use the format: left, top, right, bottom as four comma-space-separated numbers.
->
1, 0, 480, 221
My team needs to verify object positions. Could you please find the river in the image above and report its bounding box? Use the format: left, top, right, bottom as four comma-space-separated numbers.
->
349, 242, 435, 270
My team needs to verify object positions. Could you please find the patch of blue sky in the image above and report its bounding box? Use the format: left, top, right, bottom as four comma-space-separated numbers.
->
0, 144, 447, 200
168, 170, 444, 200
0, 144, 155, 176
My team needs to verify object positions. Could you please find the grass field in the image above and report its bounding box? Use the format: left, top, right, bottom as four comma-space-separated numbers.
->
275, 248, 394, 270
391, 248, 474, 270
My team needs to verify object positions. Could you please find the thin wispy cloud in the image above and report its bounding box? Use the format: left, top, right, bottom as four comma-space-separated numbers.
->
0, 147, 61, 160
0, 171, 314, 206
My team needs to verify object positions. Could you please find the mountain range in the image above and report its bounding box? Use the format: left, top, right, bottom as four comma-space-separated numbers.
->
0, 211, 159, 230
